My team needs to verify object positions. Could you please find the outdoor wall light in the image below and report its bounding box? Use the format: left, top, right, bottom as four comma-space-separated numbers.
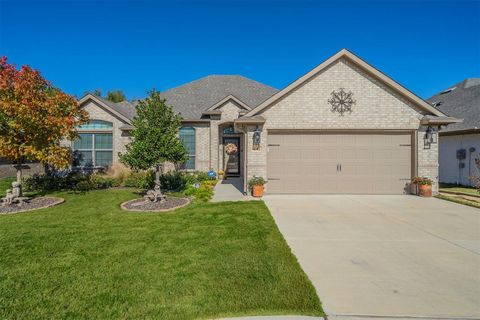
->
253, 126, 261, 150
425, 126, 437, 144
424, 126, 437, 149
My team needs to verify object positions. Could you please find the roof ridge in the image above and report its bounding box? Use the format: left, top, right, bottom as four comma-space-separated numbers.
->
162, 74, 277, 94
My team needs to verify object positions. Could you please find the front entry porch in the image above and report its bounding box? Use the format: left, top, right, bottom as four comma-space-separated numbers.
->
217, 122, 246, 193
223, 136, 241, 177
212, 177, 259, 202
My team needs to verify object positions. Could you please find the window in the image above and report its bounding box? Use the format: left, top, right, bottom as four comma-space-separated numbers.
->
179, 127, 195, 170
79, 120, 113, 130
223, 125, 235, 134
73, 120, 113, 168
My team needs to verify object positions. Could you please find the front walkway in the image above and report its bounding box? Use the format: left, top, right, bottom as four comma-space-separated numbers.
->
264, 195, 480, 319
212, 178, 256, 202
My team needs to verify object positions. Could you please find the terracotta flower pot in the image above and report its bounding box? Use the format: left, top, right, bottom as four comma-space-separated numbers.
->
252, 185, 264, 197
418, 184, 432, 197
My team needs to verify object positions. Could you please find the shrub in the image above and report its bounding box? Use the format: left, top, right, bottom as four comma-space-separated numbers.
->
124, 171, 154, 189
107, 162, 131, 185
201, 180, 217, 189
75, 180, 94, 193
184, 171, 212, 185
160, 171, 187, 191
24, 172, 90, 192
183, 182, 214, 202
194, 184, 213, 201
90, 173, 118, 189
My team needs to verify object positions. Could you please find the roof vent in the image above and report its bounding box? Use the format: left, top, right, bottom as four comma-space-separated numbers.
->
432, 101, 443, 107
440, 87, 456, 95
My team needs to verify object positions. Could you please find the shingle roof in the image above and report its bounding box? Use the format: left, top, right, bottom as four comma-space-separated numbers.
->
94, 95, 137, 121
160, 75, 278, 119
427, 78, 480, 132
90, 75, 277, 121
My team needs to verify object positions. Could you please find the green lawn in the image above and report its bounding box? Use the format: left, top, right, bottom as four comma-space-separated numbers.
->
0, 188, 322, 319
0, 176, 15, 193
439, 183, 479, 196
436, 194, 480, 209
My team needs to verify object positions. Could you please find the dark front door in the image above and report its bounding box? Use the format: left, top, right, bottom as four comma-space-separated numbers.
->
223, 137, 240, 177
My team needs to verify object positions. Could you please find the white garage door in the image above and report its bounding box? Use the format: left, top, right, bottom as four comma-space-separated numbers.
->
267, 132, 413, 194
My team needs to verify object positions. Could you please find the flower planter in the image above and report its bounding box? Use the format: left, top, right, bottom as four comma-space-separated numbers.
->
418, 184, 432, 197
252, 185, 264, 198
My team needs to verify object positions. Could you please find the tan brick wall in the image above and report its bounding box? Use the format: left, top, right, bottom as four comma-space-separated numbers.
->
417, 128, 439, 194
192, 123, 210, 171
262, 59, 426, 129
78, 101, 132, 164
82, 100, 213, 173
209, 101, 244, 171
246, 58, 438, 194
246, 125, 267, 182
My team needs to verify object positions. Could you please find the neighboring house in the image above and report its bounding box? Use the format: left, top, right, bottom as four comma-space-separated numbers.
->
76, 49, 459, 195
427, 78, 480, 186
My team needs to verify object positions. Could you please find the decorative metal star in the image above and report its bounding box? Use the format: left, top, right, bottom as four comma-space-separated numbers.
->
328, 88, 356, 116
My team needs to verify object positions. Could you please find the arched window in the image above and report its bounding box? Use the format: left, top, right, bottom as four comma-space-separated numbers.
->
73, 120, 114, 168
79, 120, 113, 130
179, 127, 196, 170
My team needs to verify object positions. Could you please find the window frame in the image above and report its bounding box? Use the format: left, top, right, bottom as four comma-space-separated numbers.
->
73, 120, 114, 168
179, 126, 196, 170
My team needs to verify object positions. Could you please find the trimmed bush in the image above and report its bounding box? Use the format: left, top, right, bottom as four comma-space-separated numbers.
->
124, 171, 154, 189
160, 171, 187, 191
90, 173, 119, 189
183, 180, 215, 202
24, 172, 90, 192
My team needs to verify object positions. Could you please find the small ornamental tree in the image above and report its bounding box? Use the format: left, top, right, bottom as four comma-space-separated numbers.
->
0, 57, 88, 195
120, 90, 187, 190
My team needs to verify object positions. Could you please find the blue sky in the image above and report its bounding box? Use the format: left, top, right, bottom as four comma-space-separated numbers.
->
1, 0, 479, 100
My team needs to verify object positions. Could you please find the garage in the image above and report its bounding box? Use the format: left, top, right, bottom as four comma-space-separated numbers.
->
267, 132, 413, 194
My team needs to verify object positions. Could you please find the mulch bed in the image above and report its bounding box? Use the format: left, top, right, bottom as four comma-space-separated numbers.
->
0, 197, 64, 215
121, 196, 190, 212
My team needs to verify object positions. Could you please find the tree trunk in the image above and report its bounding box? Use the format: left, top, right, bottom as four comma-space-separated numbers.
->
155, 164, 160, 186
15, 159, 22, 197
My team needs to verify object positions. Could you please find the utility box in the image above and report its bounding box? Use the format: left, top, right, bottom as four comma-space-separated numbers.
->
456, 149, 466, 160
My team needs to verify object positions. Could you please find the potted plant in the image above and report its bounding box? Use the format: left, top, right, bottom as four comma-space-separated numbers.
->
217, 170, 225, 180
412, 176, 433, 197
248, 176, 266, 198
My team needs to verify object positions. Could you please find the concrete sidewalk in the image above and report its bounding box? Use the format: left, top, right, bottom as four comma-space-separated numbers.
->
219, 316, 323, 320
212, 178, 259, 202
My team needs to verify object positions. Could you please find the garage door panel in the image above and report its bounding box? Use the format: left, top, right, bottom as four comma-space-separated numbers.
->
267, 132, 412, 194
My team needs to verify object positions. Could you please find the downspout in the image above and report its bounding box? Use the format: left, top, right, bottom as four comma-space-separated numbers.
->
234, 122, 248, 195
468, 146, 476, 186
243, 128, 248, 195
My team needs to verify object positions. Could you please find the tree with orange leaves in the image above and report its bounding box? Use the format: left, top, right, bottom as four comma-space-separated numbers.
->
0, 57, 88, 195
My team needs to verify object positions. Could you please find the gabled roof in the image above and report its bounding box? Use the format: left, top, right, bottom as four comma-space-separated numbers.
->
78, 94, 133, 124
427, 78, 480, 133
245, 49, 448, 118
206, 94, 252, 111
161, 75, 278, 119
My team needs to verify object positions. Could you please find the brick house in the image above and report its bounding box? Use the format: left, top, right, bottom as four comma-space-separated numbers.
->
75, 49, 460, 195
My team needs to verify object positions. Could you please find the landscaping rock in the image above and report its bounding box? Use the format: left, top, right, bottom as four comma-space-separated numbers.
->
0, 196, 64, 215
121, 196, 190, 212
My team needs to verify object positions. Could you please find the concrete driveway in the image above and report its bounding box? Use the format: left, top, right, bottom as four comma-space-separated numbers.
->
264, 195, 480, 319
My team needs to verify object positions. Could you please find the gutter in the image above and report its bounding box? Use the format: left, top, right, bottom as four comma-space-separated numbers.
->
420, 115, 463, 125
